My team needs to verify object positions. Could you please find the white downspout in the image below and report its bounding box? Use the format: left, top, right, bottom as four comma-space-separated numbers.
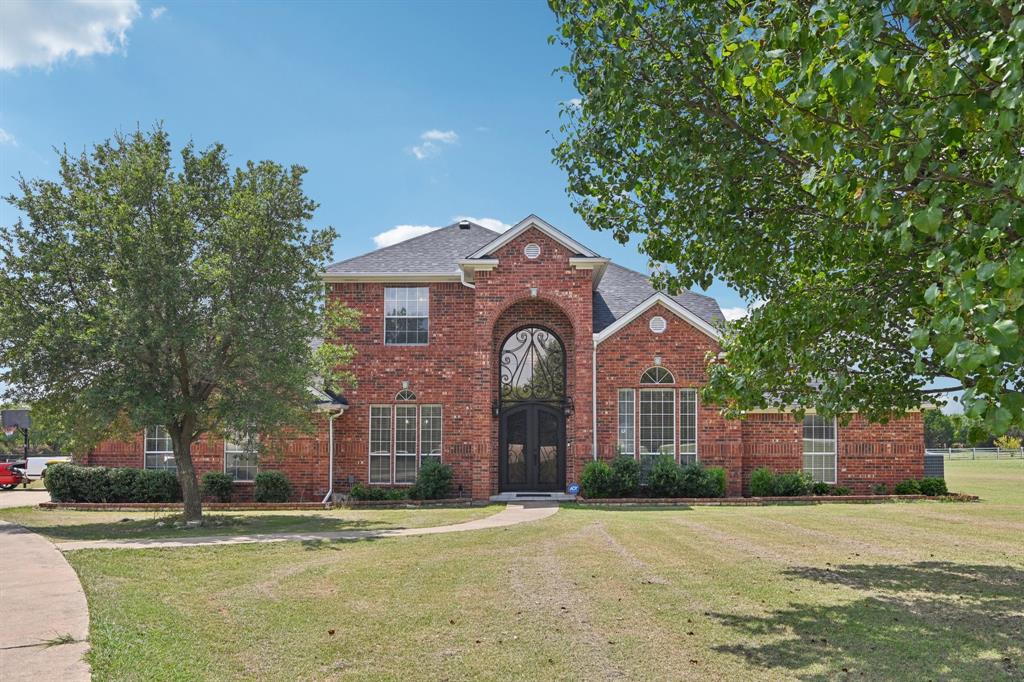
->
592, 338, 598, 461
321, 410, 343, 505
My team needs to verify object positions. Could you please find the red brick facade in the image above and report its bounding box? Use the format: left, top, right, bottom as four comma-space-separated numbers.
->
83, 221, 925, 499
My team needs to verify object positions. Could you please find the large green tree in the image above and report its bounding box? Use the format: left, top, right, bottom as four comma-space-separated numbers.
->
1, 128, 355, 519
551, 1, 1024, 437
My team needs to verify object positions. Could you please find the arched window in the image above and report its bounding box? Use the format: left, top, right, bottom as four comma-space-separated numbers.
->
640, 367, 675, 385
395, 390, 416, 401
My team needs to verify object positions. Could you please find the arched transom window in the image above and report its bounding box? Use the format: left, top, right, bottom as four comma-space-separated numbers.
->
640, 367, 675, 385
395, 390, 416, 401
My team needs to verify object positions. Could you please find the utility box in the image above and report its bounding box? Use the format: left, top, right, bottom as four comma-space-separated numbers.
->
924, 453, 945, 479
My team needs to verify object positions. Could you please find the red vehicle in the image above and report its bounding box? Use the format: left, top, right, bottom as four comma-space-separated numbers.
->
0, 460, 28, 490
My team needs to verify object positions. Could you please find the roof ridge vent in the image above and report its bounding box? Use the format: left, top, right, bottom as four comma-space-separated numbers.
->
458, 220, 471, 229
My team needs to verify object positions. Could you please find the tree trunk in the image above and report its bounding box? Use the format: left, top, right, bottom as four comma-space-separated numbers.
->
169, 424, 202, 522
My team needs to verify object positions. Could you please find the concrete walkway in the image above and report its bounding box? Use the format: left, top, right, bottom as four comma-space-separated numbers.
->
55, 502, 560, 552
0, 522, 90, 681
0, 488, 51, 509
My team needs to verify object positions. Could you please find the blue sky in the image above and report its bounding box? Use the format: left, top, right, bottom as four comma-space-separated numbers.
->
0, 0, 753, 319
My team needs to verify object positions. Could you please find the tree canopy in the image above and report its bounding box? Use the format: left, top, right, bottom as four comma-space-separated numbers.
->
0, 127, 355, 518
550, 0, 1024, 437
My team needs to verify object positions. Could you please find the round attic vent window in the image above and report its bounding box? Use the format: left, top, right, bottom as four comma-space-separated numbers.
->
524, 243, 541, 259
649, 316, 667, 334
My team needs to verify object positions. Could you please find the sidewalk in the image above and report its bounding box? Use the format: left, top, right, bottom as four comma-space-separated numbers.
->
0, 522, 90, 681
55, 502, 560, 551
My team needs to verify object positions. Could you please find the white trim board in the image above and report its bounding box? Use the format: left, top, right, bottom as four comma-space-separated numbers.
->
466, 214, 601, 259
593, 293, 722, 346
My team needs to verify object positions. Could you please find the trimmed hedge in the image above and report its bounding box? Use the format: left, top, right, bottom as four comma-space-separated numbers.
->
409, 460, 454, 500
202, 472, 234, 503
349, 483, 408, 501
45, 463, 181, 503
750, 467, 813, 497
254, 471, 293, 503
893, 479, 922, 495
919, 477, 948, 496
584, 456, 724, 498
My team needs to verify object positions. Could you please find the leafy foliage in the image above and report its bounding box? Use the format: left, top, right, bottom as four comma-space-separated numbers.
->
45, 463, 181, 503
919, 477, 949, 496
201, 472, 234, 503
551, 0, 1024, 436
609, 455, 641, 497
348, 483, 408, 502
409, 460, 454, 500
647, 455, 683, 497
254, 471, 293, 503
0, 127, 357, 519
749, 467, 813, 496
894, 479, 923, 495
581, 460, 615, 498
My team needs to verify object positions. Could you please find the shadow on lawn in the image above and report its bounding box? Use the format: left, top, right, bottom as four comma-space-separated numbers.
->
710, 561, 1023, 680
3, 514, 393, 541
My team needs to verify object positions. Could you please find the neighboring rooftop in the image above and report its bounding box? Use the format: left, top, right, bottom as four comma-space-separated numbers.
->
323, 219, 724, 330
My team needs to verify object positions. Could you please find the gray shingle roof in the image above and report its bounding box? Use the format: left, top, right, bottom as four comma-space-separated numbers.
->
593, 263, 723, 332
324, 221, 723, 331
325, 222, 499, 275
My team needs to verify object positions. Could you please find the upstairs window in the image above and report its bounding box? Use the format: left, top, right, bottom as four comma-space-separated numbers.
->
385, 287, 429, 345
144, 425, 175, 471
803, 415, 837, 484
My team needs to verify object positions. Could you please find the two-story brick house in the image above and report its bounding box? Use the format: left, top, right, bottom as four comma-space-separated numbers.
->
84, 215, 925, 500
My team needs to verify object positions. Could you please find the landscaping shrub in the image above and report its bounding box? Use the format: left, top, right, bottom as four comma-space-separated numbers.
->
44, 464, 181, 503
581, 460, 614, 498
872, 483, 889, 495
919, 477, 948, 496
647, 455, 682, 497
677, 463, 727, 498
409, 459, 453, 500
44, 462, 77, 502
774, 471, 813, 496
829, 485, 851, 496
893, 479, 922, 495
749, 467, 812, 497
107, 467, 143, 502
349, 483, 408, 501
202, 472, 234, 503
811, 481, 831, 496
254, 471, 292, 503
749, 467, 775, 497
135, 470, 181, 502
609, 455, 640, 497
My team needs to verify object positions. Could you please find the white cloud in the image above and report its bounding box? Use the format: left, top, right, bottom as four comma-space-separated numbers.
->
373, 215, 510, 248
454, 216, 512, 233
565, 97, 582, 109
150, 6, 166, 19
721, 299, 766, 321
373, 224, 441, 248
408, 129, 458, 160
420, 129, 458, 144
0, 128, 16, 146
0, 0, 140, 71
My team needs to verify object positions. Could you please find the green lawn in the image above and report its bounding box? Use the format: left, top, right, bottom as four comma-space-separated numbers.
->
0, 505, 502, 541
65, 460, 1023, 680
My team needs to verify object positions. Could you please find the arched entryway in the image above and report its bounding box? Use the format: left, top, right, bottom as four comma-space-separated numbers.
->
498, 326, 567, 492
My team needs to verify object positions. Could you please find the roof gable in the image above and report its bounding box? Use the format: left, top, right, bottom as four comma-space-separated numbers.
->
466, 214, 600, 259
593, 293, 722, 345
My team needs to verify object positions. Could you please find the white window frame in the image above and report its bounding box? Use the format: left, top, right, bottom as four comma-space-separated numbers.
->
639, 388, 676, 474
803, 415, 838, 484
144, 425, 176, 471
419, 405, 442, 465
224, 434, 258, 483
384, 287, 430, 346
617, 389, 636, 456
679, 389, 698, 466
369, 406, 392, 484
368, 403, 443, 484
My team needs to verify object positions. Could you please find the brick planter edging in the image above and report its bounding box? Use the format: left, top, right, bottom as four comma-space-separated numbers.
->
343, 498, 485, 508
573, 493, 978, 506
39, 502, 332, 512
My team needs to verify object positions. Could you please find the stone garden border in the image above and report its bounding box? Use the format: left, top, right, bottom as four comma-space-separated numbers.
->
573, 493, 978, 506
